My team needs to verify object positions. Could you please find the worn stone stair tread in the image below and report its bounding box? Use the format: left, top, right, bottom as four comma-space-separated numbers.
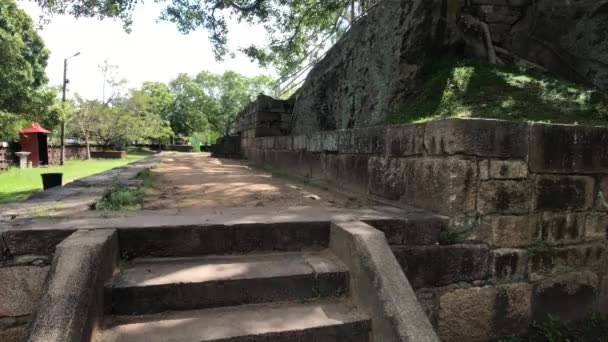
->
110, 249, 347, 287
96, 300, 371, 342
106, 250, 350, 315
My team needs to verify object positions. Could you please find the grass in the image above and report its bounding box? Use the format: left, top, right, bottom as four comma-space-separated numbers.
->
95, 169, 155, 211
500, 313, 608, 342
0, 152, 152, 205
387, 57, 608, 125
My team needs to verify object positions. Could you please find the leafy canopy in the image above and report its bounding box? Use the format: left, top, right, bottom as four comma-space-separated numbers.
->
0, 0, 57, 141
33, 0, 358, 76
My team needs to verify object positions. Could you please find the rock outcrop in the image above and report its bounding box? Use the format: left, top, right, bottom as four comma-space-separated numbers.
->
290, 0, 608, 134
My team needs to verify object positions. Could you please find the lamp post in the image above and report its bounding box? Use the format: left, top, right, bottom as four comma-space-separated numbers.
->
60, 52, 81, 166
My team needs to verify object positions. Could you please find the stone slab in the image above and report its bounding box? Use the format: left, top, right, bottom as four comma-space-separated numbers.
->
529, 123, 608, 174
535, 175, 594, 211
338, 127, 385, 154
424, 118, 529, 158
107, 250, 348, 315
97, 300, 371, 342
477, 180, 533, 215
392, 244, 489, 288
386, 124, 425, 157
0, 266, 50, 316
437, 284, 532, 341
476, 215, 540, 247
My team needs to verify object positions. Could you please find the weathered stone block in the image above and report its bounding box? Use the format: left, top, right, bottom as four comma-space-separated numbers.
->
306, 132, 322, 152
0, 266, 49, 316
424, 118, 529, 158
255, 137, 264, 149
262, 136, 275, 150
528, 243, 606, 281
338, 127, 385, 154
0, 325, 27, 342
601, 275, 608, 314
321, 131, 339, 152
368, 157, 406, 200
2, 230, 74, 255
539, 212, 585, 244
313, 153, 337, 186
438, 283, 532, 341
274, 136, 293, 151
535, 175, 594, 211
292, 135, 307, 151
529, 123, 608, 174
386, 124, 425, 157
336, 154, 369, 194
364, 215, 448, 246
476, 215, 540, 247
402, 158, 478, 216
596, 176, 608, 212
532, 271, 599, 322
392, 244, 489, 288
479, 159, 528, 180
585, 213, 608, 242
490, 248, 528, 283
477, 180, 533, 215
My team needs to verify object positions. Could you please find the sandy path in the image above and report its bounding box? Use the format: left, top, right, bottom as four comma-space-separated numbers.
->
143, 153, 360, 210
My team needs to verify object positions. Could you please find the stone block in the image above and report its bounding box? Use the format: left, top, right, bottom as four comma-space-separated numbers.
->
368, 157, 406, 200
311, 153, 337, 186
529, 123, 608, 173
363, 215, 448, 246
535, 175, 594, 211
596, 176, 608, 211
424, 118, 529, 158
306, 132, 322, 152
402, 158, 478, 216
0, 266, 50, 316
292, 135, 307, 151
255, 137, 264, 149
479, 160, 528, 180
477, 180, 533, 215
392, 244, 489, 288
490, 248, 528, 283
437, 283, 532, 342
476, 215, 540, 247
321, 131, 339, 152
262, 136, 275, 150
528, 243, 606, 281
601, 275, 608, 314
539, 212, 585, 244
386, 124, 425, 157
0, 325, 27, 342
532, 271, 599, 322
336, 154, 369, 194
274, 136, 293, 151
585, 213, 608, 242
2, 229, 74, 256
338, 127, 385, 154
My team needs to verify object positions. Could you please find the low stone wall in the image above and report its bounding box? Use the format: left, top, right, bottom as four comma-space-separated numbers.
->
0, 143, 10, 170
243, 118, 608, 341
90, 151, 126, 159
0, 230, 75, 342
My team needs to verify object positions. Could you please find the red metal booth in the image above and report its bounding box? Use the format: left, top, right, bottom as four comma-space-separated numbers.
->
19, 123, 51, 167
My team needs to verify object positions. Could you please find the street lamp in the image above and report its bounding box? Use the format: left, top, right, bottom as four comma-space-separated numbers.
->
60, 52, 81, 166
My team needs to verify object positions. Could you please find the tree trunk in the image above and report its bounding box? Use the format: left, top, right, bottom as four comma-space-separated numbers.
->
85, 137, 91, 160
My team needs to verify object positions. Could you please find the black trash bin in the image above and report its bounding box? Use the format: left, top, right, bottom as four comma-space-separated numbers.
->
41, 173, 63, 190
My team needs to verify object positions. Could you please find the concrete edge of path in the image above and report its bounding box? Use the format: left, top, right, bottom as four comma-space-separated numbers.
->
329, 221, 440, 342
26, 229, 118, 342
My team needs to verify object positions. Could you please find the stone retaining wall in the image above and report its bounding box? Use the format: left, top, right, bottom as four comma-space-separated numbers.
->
0, 230, 75, 342
243, 118, 608, 341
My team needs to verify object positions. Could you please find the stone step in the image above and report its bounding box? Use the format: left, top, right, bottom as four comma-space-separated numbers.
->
117, 222, 330, 259
96, 300, 371, 342
106, 250, 349, 315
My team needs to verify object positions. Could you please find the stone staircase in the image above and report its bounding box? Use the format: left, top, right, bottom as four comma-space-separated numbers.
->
94, 225, 372, 341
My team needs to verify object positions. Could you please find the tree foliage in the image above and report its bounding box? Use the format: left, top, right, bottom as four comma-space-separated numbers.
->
0, 0, 57, 141
32, 0, 360, 76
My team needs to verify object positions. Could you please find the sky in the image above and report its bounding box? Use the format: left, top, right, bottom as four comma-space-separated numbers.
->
17, 1, 274, 101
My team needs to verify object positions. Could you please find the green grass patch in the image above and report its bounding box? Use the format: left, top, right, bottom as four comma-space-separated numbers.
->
387, 58, 608, 125
500, 313, 608, 342
0, 152, 152, 205
95, 169, 155, 211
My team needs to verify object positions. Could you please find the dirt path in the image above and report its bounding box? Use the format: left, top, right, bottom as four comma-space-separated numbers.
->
143, 153, 361, 210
